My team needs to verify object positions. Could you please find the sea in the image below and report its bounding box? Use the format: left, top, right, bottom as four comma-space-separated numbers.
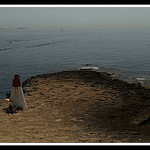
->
0, 27, 150, 98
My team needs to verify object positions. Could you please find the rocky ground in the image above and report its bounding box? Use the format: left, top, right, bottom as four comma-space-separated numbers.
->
1, 69, 150, 143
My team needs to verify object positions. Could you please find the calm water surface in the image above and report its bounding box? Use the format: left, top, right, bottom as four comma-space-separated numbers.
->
0, 28, 150, 97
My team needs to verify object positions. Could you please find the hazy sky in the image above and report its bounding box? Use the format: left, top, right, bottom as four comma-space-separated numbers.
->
0, 7, 150, 29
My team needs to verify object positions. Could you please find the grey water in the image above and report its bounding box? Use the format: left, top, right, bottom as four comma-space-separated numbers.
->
0, 28, 150, 98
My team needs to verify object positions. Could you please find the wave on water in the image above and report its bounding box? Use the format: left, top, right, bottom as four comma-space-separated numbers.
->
26, 40, 66, 49
26, 42, 52, 48
78, 65, 150, 87
79, 66, 99, 71
128, 77, 149, 85
0, 47, 11, 52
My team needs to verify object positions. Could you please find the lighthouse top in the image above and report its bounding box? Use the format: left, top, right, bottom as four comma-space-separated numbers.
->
12, 74, 21, 87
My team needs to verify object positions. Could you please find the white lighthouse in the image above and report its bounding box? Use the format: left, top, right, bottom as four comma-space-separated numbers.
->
10, 74, 27, 110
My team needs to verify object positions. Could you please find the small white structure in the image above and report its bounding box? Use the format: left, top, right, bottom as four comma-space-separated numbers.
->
10, 74, 27, 109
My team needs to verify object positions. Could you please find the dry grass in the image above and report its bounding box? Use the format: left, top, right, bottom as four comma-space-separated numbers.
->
0, 70, 150, 143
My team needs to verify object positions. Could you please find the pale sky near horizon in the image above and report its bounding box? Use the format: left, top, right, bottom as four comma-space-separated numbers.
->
0, 7, 150, 29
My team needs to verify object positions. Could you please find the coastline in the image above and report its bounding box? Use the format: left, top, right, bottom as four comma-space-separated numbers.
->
1, 69, 150, 143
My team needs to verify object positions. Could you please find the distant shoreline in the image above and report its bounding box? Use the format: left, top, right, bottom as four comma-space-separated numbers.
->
22, 68, 150, 89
